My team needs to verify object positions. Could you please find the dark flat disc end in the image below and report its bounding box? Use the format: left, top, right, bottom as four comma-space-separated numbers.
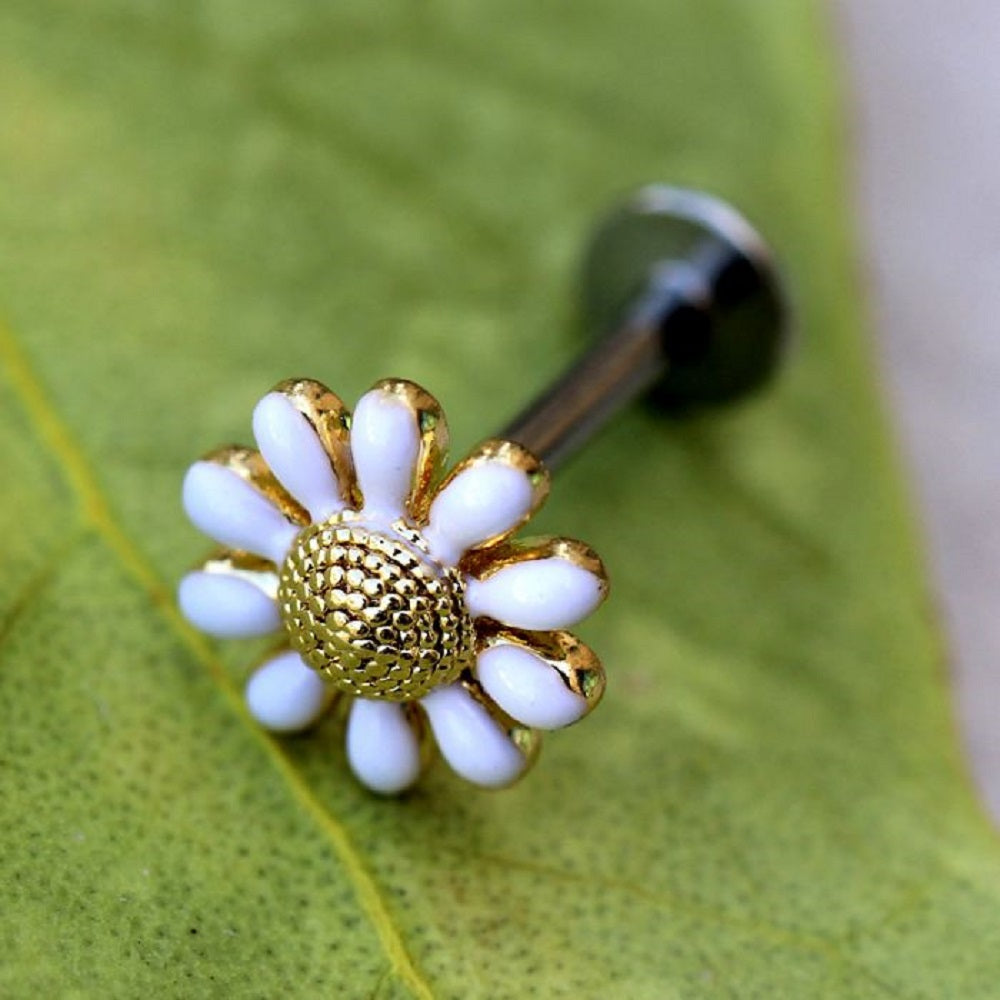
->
581, 185, 788, 412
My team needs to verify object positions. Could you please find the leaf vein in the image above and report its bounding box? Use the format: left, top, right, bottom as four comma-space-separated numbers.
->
0, 525, 89, 651
0, 316, 435, 1000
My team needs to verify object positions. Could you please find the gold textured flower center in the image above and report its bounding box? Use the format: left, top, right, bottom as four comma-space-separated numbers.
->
277, 520, 476, 701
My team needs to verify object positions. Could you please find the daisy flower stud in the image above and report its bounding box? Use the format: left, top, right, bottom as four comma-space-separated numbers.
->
179, 378, 608, 794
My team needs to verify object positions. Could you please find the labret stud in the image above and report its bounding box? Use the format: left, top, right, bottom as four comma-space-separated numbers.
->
178, 185, 786, 796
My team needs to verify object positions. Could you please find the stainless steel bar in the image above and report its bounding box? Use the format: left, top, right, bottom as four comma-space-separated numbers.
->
498, 265, 707, 469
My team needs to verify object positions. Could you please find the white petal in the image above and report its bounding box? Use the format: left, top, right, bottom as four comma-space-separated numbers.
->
465, 557, 604, 630
421, 684, 527, 788
252, 392, 345, 522
476, 643, 587, 729
182, 461, 298, 564
245, 651, 329, 732
424, 462, 534, 565
178, 571, 280, 639
351, 388, 421, 520
346, 700, 422, 795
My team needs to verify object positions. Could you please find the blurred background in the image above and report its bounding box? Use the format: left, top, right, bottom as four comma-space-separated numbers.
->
836, 2, 1000, 818
5, 2, 1000, 992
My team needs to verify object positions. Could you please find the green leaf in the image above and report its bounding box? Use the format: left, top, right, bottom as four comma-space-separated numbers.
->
2, 2, 998, 997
